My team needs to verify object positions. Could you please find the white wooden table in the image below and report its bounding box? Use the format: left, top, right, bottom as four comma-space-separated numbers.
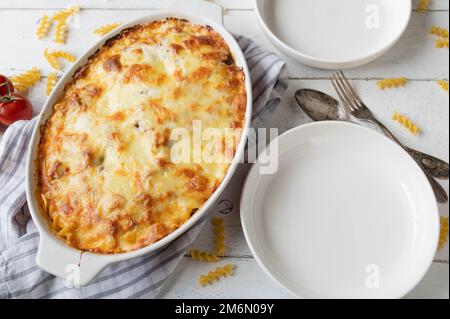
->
0, 0, 448, 299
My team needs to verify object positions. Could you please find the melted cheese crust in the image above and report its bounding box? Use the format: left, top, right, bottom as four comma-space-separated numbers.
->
37, 19, 246, 254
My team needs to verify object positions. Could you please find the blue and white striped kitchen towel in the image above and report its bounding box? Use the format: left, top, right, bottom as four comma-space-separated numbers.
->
0, 35, 288, 299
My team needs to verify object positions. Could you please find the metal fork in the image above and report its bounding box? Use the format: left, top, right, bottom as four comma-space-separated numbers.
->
331, 70, 448, 204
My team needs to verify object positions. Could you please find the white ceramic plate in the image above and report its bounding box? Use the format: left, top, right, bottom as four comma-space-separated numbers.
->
241, 122, 439, 299
254, 0, 412, 69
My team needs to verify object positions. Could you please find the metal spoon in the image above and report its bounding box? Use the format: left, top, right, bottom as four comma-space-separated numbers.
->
295, 88, 449, 180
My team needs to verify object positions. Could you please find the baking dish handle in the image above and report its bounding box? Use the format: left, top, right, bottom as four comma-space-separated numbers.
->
168, 0, 224, 25
36, 234, 114, 287
36, 234, 82, 285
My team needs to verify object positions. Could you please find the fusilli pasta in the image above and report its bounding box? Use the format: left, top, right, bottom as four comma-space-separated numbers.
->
51, 50, 77, 62
212, 218, 226, 256
392, 112, 421, 136
377, 77, 408, 90
439, 217, 449, 251
438, 80, 449, 93
94, 23, 122, 36
10, 67, 41, 92
36, 14, 52, 39
44, 49, 76, 70
46, 72, 58, 96
191, 249, 218, 263
50, 6, 80, 44
44, 49, 61, 70
199, 264, 235, 286
417, 0, 431, 13
436, 38, 449, 49
52, 5, 80, 21
430, 26, 449, 38
54, 17, 68, 44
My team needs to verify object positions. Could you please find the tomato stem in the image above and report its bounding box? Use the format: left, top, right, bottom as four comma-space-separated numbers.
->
6, 80, 11, 96
0, 96, 20, 102
0, 79, 12, 97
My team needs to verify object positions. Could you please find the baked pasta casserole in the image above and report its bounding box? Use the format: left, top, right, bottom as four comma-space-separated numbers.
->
37, 18, 247, 254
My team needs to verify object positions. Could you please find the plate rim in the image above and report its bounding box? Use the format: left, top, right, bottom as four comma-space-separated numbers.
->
240, 121, 440, 299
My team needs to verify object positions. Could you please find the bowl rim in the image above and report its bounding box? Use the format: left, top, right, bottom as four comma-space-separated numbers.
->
253, 0, 412, 68
240, 121, 440, 299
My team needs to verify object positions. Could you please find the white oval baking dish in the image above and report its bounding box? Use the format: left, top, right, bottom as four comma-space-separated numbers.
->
254, 0, 412, 70
25, 0, 252, 286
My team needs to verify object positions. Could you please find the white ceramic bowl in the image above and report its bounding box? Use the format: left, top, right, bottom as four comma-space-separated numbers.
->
254, 0, 412, 69
241, 122, 439, 299
25, 0, 252, 286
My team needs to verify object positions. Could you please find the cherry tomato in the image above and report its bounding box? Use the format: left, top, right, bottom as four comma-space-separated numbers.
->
0, 93, 33, 126
0, 74, 14, 96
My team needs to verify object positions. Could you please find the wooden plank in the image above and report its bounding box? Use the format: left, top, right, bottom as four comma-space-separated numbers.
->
158, 258, 448, 298
413, 0, 450, 11
0, 0, 448, 11
405, 262, 449, 299
0, 0, 253, 10
0, 10, 448, 79
158, 257, 293, 299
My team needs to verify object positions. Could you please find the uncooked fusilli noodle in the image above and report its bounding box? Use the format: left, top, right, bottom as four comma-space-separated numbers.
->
44, 49, 76, 70
51, 5, 80, 44
438, 80, 449, 93
52, 5, 80, 21
51, 50, 77, 62
199, 264, 235, 286
417, 0, 431, 13
212, 218, 226, 256
54, 17, 68, 44
439, 217, 449, 251
436, 38, 449, 49
44, 49, 61, 70
36, 14, 52, 39
10, 68, 41, 92
431, 26, 449, 38
377, 77, 408, 90
392, 112, 421, 136
94, 23, 122, 36
46, 72, 58, 96
191, 249, 218, 263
